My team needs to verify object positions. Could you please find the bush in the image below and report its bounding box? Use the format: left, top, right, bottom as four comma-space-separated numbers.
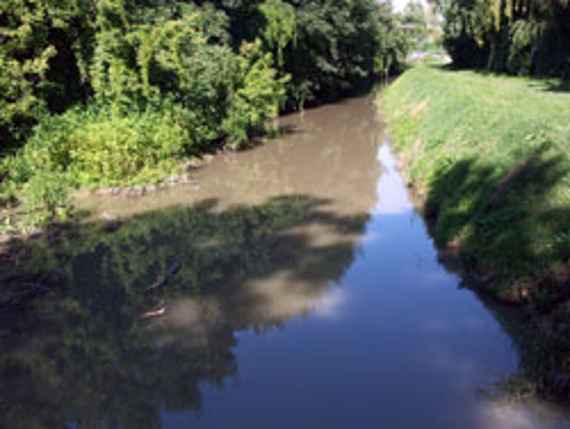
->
223, 41, 288, 147
67, 110, 188, 185
13, 105, 195, 187
0, 0, 409, 230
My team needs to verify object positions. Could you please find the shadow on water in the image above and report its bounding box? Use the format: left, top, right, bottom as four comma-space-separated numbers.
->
0, 194, 371, 429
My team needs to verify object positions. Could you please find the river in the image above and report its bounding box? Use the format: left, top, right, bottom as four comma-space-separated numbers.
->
1, 96, 569, 428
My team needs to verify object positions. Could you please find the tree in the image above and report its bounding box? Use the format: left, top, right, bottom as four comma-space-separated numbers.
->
436, 0, 570, 77
401, 1, 429, 48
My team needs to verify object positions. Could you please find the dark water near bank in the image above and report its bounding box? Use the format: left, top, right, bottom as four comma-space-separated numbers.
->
2, 97, 569, 428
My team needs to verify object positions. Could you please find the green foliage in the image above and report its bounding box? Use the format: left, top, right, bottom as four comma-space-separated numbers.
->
67, 111, 185, 185
375, 4, 413, 77
258, 0, 296, 66
0, 40, 53, 148
0, 0, 407, 228
281, 0, 407, 105
91, 3, 233, 111
436, 0, 570, 77
436, 0, 494, 68
89, 5, 239, 155
223, 41, 288, 147
15, 105, 193, 187
0, 0, 94, 147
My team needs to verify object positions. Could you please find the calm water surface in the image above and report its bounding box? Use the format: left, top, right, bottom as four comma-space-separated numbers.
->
2, 97, 569, 428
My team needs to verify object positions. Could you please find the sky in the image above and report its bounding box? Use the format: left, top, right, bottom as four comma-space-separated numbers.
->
391, 0, 428, 12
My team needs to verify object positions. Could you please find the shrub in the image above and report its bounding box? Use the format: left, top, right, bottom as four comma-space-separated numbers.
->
0, 0, 409, 231
15, 105, 194, 187
223, 41, 288, 147
67, 109, 189, 185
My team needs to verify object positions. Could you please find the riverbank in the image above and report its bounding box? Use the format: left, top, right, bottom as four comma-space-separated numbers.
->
381, 64, 570, 398
6, 95, 570, 428
0, 1, 410, 239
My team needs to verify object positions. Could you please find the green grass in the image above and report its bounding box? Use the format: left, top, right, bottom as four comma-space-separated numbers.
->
382, 65, 570, 302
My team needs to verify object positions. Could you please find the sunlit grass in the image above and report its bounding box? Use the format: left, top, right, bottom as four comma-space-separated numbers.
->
382, 64, 570, 298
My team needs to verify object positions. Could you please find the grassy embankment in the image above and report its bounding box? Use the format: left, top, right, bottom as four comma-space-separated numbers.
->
382, 64, 570, 396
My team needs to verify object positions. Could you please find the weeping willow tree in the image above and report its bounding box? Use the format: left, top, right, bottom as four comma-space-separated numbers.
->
436, 0, 570, 77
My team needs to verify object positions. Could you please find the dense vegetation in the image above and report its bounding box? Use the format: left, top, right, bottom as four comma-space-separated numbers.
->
383, 64, 570, 396
0, 0, 409, 229
435, 0, 570, 77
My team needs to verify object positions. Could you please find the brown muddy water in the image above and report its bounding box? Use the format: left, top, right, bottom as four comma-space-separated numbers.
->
2, 96, 570, 429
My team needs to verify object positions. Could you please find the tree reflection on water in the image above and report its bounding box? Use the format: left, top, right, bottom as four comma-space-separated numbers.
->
0, 194, 370, 429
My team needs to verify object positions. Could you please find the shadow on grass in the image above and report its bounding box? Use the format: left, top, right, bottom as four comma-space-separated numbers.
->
0, 194, 369, 429
430, 60, 570, 95
426, 143, 570, 289
425, 143, 570, 396
431, 62, 461, 72
526, 79, 570, 94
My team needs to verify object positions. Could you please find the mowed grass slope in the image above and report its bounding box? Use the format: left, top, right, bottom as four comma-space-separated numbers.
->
382, 65, 570, 304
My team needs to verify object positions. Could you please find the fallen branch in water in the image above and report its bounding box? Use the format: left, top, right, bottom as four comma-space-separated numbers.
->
141, 305, 167, 319
140, 260, 181, 319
